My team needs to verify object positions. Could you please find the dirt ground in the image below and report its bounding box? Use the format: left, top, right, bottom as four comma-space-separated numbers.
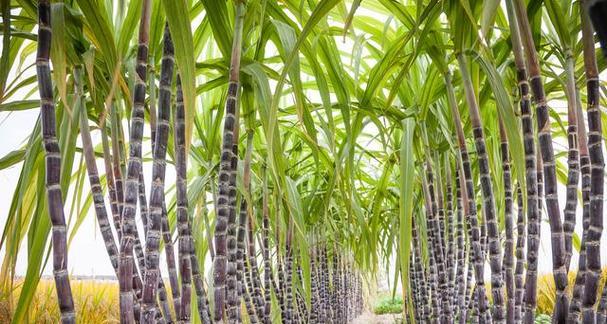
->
351, 311, 401, 324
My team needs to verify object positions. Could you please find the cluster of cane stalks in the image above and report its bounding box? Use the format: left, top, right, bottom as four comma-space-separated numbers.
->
408, 1, 606, 323
36, 0, 367, 322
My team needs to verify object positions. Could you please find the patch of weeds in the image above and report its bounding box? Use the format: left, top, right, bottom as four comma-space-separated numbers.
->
535, 314, 551, 324
373, 296, 403, 315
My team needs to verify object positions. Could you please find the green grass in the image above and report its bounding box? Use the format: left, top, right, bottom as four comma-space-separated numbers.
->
373, 295, 404, 315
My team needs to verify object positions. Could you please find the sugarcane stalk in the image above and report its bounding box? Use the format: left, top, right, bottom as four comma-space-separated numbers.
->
191, 251, 212, 323
213, 2, 246, 321
410, 248, 420, 321
246, 201, 266, 320
498, 117, 515, 324
309, 247, 320, 324
332, 248, 342, 323
454, 165, 468, 324
444, 157, 456, 317
157, 279, 173, 323
425, 159, 452, 323
278, 245, 288, 323
171, 75, 192, 323
191, 194, 213, 323
444, 72, 491, 323
505, 2, 541, 323
238, 195, 258, 324
320, 245, 331, 322
108, 103, 146, 320
514, 187, 526, 322
75, 67, 120, 274
242, 254, 259, 324
581, 3, 605, 323
37, 1, 75, 322
133, 182, 147, 277
569, 90, 591, 323
295, 267, 308, 323
413, 218, 430, 322
119, 0, 151, 321
421, 169, 442, 322
151, 28, 182, 319
237, 131, 258, 323
512, 1, 569, 321
457, 53, 505, 322
562, 51, 580, 274
434, 159, 448, 262
162, 201, 182, 318
283, 221, 295, 323
261, 167, 272, 324
142, 44, 178, 324
100, 123, 121, 240
141, 23, 174, 323
341, 257, 346, 323
226, 105, 244, 324
109, 103, 125, 232
226, 143, 241, 324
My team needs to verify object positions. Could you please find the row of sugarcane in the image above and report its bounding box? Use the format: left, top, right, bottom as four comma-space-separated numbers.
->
36, 0, 366, 322
239, 238, 365, 324
40, 12, 211, 323
409, 1, 606, 323
307, 244, 365, 324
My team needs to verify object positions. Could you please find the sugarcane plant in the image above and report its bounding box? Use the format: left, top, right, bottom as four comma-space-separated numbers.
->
2, 0, 607, 323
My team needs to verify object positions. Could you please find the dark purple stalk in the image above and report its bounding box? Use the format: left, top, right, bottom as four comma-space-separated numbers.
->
581, 4, 605, 322
37, 1, 75, 322
212, 3, 245, 321
141, 24, 174, 323
119, 0, 151, 321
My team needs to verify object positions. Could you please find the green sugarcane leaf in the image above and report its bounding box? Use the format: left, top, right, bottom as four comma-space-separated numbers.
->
480, 0, 501, 38
198, 0, 231, 57
117, 0, 142, 57
572, 232, 581, 253
271, 19, 318, 146
164, 0, 196, 149
544, 0, 571, 49
269, 0, 340, 151
0, 99, 38, 111
149, 0, 166, 61
343, 0, 362, 38
0, 149, 26, 170
0, 0, 10, 98
75, 0, 118, 70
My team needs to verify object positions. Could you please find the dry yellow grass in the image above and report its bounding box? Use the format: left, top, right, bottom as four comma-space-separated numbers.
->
0, 280, 120, 323
535, 267, 607, 315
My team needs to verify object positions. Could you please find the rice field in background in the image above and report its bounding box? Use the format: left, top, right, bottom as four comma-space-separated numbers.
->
535, 268, 607, 315
0, 280, 120, 323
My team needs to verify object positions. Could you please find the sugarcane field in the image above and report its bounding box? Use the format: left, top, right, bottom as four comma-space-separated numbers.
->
2, 0, 607, 323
